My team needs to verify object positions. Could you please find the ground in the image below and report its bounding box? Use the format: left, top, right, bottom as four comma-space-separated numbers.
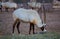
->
0, 4, 60, 35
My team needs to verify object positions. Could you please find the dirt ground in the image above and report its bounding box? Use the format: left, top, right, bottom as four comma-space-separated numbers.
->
0, 5, 60, 35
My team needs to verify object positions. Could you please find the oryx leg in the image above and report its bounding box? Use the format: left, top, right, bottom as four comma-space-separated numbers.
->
29, 23, 35, 34
14, 8, 16, 10
16, 21, 20, 34
0, 5, 2, 12
5, 8, 8, 12
12, 19, 20, 33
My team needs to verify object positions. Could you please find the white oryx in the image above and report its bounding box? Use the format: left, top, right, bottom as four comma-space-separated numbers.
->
2, 2, 17, 11
28, 2, 41, 8
12, 8, 46, 34
27, 2, 42, 12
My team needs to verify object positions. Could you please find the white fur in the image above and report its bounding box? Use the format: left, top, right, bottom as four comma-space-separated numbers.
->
2, 2, 17, 8
28, 2, 41, 8
13, 8, 46, 27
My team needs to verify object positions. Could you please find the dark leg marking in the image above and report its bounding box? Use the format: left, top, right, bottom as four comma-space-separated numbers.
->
0, 5, 2, 12
5, 8, 8, 12
29, 23, 35, 34
29, 23, 31, 34
14, 8, 16, 10
32, 24, 34, 34
12, 20, 17, 33
16, 21, 20, 34
12, 19, 20, 33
